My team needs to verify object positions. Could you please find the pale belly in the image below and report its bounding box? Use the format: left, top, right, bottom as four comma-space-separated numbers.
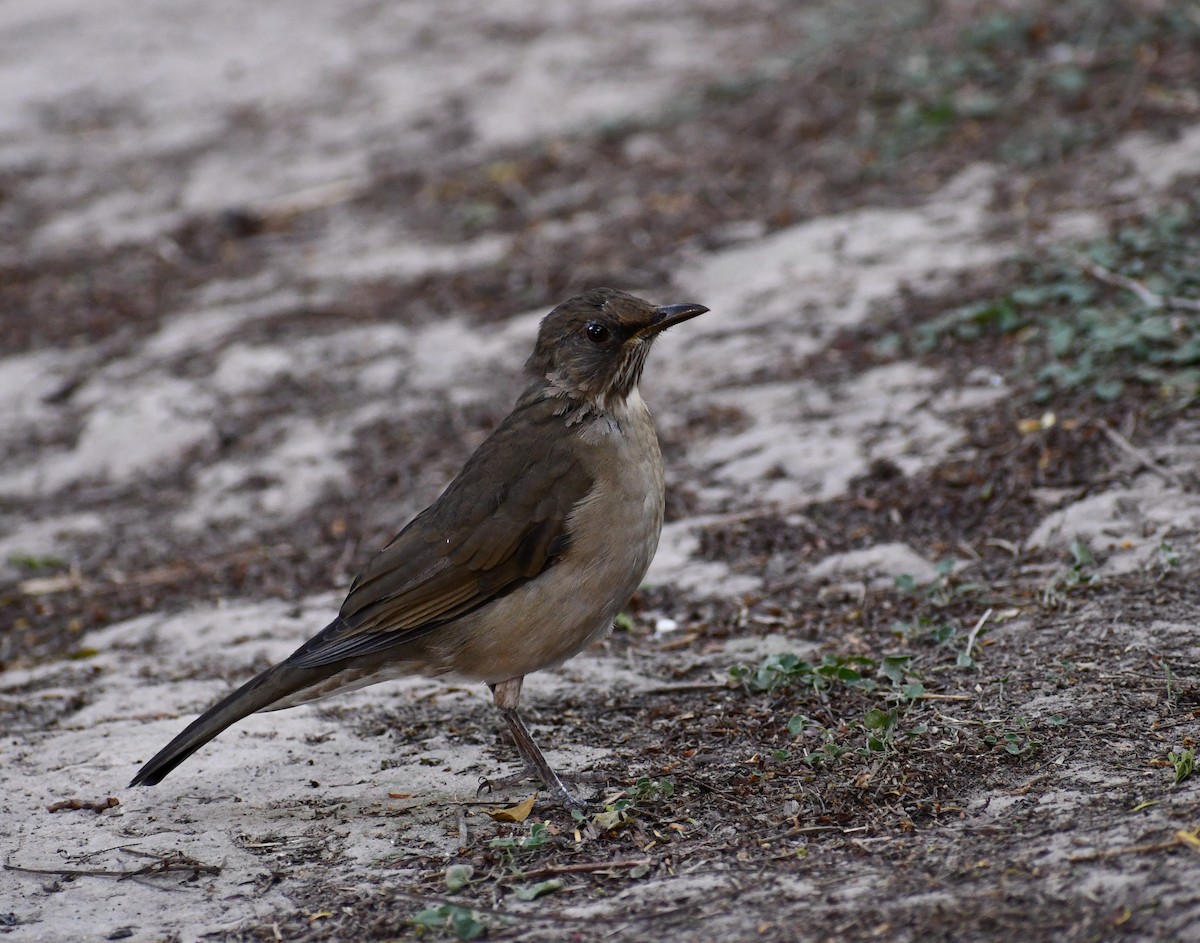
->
440, 398, 665, 683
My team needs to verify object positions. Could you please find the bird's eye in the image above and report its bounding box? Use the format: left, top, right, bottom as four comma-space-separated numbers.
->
585, 322, 610, 344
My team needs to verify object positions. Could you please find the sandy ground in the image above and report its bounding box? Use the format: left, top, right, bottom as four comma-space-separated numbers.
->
3, 2, 1200, 941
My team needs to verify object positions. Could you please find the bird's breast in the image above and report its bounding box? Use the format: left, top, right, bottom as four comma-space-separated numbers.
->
440, 392, 666, 683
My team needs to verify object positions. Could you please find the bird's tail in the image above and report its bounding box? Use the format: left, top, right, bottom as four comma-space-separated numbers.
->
128, 661, 335, 787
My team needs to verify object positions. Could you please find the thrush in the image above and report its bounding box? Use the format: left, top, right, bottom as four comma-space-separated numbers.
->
129, 287, 707, 807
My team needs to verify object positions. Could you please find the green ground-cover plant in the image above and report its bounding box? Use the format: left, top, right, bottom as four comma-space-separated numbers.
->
913, 200, 1200, 406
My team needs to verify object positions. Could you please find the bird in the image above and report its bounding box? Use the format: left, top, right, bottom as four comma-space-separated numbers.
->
129, 287, 708, 807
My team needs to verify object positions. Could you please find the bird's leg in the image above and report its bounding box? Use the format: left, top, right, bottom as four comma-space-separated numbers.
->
485, 677, 586, 811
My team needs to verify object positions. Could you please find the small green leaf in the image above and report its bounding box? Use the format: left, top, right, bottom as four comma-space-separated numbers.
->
451, 910, 486, 941
1047, 320, 1076, 356
1169, 748, 1195, 784
412, 905, 488, 941
863, 708, 893, 731
512, 878, 564, 901
445, 864, 473, 893
413, 908, 444, 929
881, 655, 910, 685
1049, 65, 1087, 93
930, 624, 956, 644
1069, 540, 1095, 567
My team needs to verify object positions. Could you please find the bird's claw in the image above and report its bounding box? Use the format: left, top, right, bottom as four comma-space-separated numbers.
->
475, 771, 591, 811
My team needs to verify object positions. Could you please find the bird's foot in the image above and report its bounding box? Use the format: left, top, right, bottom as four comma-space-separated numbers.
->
476, 767, 606, 811
485, 684, 607, 811
478, 767, 609, 790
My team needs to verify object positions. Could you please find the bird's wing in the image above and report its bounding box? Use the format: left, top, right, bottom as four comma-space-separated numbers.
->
285, 399, 595, 668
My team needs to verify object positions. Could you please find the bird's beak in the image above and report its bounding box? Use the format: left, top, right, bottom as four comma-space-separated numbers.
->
644, 302, 709, 336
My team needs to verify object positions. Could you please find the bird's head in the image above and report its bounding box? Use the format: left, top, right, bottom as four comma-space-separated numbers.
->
525, 288, 708, 411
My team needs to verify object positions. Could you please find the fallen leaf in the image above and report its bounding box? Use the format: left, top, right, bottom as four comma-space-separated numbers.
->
1177, 829, 1200, 851
487, 793, 536, 822
592, 808, 624, 831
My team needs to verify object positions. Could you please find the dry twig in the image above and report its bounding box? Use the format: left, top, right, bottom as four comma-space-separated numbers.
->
963, 608, 993, 659
4, 851, 220, 881
1068, 828, 1200, 863
1072, 252, 1200, 312
506, 858, 652, 882
1101, 425, 1184, 488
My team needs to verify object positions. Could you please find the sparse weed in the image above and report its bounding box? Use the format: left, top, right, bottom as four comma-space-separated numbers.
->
786, 720, 855, 768
914, 201, 1200, 406
6, 552, 67, 571
1168, 748, 1194, 785
485, 821, 551, 883
865, 6, 1200, 173
411, 903, 493, 941
590, 796, 635, 834
1157, 542, 1181, 571
981, 717, 1039, 759
573, 779, 677, 836
626, 776, 675, 801
730, 652, 878, 695
487, 821, 549, 856
892, 565, 991, 669
894, 558, 974, 607
1042, 539, 1100, 607
733, 650, 932, 764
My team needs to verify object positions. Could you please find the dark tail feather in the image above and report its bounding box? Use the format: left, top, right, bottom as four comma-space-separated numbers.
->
129, 663, 328, 787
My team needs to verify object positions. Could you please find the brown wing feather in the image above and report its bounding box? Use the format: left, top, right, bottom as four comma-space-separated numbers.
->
285, 396, 593, 669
